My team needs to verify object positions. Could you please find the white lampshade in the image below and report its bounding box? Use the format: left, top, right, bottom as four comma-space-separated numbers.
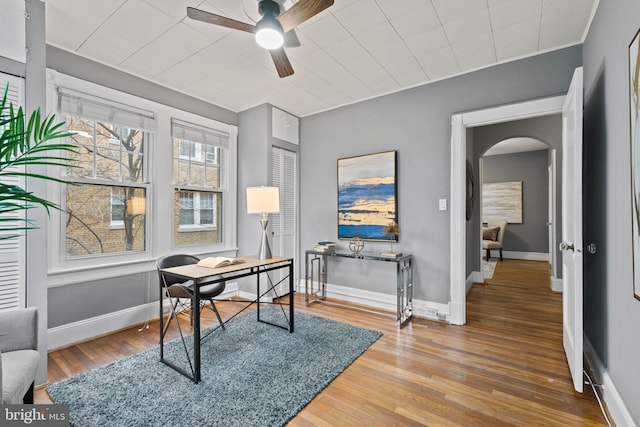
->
246, 186, 280, 214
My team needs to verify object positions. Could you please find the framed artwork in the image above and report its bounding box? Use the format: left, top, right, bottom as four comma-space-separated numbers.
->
629, 29, 640, 300
482, 181, 523, 224
337, 150, 397, 241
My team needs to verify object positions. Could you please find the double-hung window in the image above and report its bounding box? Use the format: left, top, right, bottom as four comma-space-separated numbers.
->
58, 88, 154, 257
172, 119, 227, 247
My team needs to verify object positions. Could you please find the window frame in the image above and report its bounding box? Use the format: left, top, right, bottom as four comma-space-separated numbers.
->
46, 71, 238, 287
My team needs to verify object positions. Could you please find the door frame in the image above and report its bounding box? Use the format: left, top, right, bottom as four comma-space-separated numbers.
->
449, 95, 565, 325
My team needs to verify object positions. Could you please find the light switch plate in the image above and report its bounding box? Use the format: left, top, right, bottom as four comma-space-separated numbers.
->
439, 199, 447, 211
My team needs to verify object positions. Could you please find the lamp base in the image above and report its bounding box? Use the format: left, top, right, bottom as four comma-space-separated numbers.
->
257, 216, 272, 260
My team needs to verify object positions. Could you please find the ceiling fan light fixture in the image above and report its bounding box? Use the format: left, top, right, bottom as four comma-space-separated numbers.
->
255, 17, 284, 49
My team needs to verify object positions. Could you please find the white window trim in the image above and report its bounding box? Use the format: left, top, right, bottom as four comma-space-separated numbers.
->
45, 70, 238, 287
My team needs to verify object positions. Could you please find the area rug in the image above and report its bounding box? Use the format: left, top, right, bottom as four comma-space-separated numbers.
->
47, 308, 382, 427
483, 258, 498, 279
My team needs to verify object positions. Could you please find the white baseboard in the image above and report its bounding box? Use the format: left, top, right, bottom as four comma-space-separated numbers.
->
466, 271, 483, 294
503, 251, 549, 261
48, 283, 239, 350
584, 337, 638, 427
48, 301, 163, 351
551, 277, 563, 292
303, 281, 449, 322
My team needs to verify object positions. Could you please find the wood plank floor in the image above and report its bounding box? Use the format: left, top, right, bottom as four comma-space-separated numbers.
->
37, 259, 609, 426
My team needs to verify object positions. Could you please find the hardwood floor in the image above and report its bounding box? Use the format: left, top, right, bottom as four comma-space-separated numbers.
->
37, 259, 608, 426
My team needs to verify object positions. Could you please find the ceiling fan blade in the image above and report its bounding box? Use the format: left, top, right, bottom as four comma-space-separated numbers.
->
270, 48, 294, 78
283, 29, 301, 48
186, 7, 256, 33
278, 0, 334, 33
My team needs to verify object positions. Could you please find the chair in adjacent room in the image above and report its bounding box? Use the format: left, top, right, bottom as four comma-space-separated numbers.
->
0, 307, 40, 404
482, 219, 508, 261
156, 254, 227, 336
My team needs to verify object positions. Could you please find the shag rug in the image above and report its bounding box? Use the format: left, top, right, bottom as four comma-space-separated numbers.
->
47, 308, 381, 427
483, 258, 498, 279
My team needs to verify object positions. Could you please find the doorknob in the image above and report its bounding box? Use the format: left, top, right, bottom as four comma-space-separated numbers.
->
559, 241, 574, 252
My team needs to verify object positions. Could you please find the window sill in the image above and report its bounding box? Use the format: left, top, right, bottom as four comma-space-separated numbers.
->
47, 247, 238, 288
177, 226, 217, 232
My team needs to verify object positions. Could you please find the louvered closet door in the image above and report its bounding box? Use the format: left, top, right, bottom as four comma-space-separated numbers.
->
271, 147, 297, 295
0, 73, 25, 310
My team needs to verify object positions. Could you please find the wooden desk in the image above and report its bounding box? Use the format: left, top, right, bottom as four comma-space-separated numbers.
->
159, 256, 294, 383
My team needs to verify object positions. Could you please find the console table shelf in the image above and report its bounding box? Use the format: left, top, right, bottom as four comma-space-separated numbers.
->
304, 249, 413, 327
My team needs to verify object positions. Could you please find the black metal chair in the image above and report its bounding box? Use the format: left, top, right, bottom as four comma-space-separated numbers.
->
157, 254, 226, 334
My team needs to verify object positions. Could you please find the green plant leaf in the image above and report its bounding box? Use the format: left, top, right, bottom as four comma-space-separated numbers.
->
0, 82, 79, 236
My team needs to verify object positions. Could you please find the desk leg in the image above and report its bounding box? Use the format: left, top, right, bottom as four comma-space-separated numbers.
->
159, 284, 164, 360
305, 252, 310, 305
193, 279, 201, 383
289, 261, 294, 333
256, 268, 261, 321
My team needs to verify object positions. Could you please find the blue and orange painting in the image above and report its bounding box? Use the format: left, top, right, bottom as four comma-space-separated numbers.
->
338, 151, 397, 241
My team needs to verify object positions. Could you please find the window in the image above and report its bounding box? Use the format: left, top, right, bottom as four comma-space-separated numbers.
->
59, 88, 154, 258
47, 73, 238, 284
172, 119, 227, 247
178, 140, 217, 164
111, 188, 125, 226
178, 191, 217, 228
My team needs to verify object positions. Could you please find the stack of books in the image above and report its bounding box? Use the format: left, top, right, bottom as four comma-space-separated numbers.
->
381, 251, 402, 258
314, 241, 336, 252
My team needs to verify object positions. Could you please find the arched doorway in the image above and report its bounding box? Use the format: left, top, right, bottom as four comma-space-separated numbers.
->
477, 137, 557, 283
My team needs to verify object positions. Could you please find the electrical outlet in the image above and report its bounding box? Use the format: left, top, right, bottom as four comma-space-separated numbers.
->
439, 199, 447, 211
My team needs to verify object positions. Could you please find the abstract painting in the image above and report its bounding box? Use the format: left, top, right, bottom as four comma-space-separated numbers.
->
338, 151, 397, 241
629, 29, 640, 300
482, 181, 523, 224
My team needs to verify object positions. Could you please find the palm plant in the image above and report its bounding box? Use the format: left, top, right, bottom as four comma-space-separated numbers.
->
0, 84, 76, 239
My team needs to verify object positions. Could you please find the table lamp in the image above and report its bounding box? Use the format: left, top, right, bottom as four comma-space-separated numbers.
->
246, 186, 280, 259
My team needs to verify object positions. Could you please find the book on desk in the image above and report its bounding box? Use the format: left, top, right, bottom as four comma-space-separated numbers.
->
197, 257, 246, 268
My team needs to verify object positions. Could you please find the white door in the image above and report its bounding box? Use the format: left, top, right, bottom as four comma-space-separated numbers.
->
561, 67, 584, 393
270, 147, 297, 295
0, 73, 26, 311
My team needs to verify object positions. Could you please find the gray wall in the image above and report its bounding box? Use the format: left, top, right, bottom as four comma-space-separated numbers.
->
300, 46, 581, 304
237, 104, 300, 295
482, 150, 549, 253
583, 0, 640, 421
472, 115, 563, 273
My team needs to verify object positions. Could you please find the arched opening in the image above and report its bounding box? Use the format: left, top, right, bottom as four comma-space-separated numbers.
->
477, 137, 557, 284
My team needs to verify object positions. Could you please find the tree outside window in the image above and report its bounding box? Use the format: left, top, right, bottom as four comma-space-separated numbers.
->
65, 117, 147, 256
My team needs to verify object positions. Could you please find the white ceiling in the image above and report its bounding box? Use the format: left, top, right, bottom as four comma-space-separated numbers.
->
44, 0, 598, 117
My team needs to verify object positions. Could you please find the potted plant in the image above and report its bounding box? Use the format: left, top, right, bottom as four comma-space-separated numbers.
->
0, 83, 76, 239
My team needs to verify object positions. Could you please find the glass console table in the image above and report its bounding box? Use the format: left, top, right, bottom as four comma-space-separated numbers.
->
304, 249, 413, 327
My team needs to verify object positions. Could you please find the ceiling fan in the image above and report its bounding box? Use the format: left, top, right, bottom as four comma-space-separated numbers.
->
186, 0, 334, 78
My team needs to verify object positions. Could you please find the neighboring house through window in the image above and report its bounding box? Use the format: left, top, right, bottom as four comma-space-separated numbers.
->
58, 88, 153, 257
172, 119, 227, 247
